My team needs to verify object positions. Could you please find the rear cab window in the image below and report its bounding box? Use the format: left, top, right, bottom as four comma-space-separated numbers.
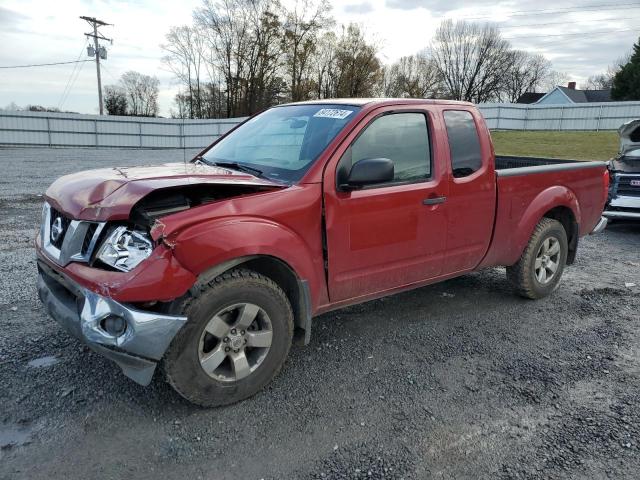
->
443, 110, 483, 178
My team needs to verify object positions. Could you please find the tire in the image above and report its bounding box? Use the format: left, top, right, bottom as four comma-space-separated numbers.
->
163, 268, 293, 407
506, 218, 568, 300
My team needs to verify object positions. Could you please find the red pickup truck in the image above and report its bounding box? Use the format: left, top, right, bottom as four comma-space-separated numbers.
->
37, 99, 609, 406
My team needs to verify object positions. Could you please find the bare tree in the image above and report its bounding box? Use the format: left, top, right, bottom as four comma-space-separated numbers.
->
382, 53, 442, 98
1, 102, 21, 111
585, 72, 614, 90
585, 53, 631, 90
162, 26, 207, 118
119, 71, 160, 117
431, 20, 513, 103
195, 0, 253, 117
501, 51, 552, 102
164, 2, 572, 115
312, 31, 338, 99
282, 0, 332, 101
541, 70, 569, 92
332, 24, 382, 98
243, 2, 287, 112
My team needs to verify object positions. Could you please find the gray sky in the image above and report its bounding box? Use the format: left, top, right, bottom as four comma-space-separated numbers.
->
0, 0, 638, 116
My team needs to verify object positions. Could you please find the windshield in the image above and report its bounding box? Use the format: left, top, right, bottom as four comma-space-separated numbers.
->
202, 104, 361, 183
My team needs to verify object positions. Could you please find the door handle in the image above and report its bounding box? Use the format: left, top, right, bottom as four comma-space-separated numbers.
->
423, 196, 446, 205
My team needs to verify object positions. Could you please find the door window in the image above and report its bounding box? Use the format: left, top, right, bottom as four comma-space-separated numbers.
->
342, 113, 431, 185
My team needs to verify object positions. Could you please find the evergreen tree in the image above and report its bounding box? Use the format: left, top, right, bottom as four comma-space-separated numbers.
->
611, 37, 640, 101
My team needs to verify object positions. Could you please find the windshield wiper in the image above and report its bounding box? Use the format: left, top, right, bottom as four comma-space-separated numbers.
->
195, 156, 264, 177
208, 160, 264, 178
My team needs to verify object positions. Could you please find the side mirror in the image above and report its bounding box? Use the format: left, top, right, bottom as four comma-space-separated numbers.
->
340, 158, 394, 190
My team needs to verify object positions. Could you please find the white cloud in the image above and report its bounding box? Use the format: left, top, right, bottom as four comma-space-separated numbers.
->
0, 0, 198, 115
0, 0, 637, 115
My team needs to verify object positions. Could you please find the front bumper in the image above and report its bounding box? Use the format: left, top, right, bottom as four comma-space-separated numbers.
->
37, 260, 187, 385
590, 216, 608, 234
604, 194, 640, 220
603, 210, 640, 219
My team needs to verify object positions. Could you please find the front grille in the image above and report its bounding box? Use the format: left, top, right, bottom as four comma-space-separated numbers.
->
41, 202, 106, 266
616, 176, 640, 197
49, 207, 72, 248
82, 223, 99, 255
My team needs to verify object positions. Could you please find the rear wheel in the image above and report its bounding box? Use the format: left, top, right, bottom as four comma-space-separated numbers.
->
164, 269, 293, 407
506, 218, 568, 299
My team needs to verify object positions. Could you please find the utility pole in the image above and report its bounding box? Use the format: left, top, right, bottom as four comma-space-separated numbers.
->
80, 16, 112, 115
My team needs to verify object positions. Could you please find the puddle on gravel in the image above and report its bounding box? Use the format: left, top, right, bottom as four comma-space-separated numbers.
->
0, 424, 34, 452
27, 356, 60, 368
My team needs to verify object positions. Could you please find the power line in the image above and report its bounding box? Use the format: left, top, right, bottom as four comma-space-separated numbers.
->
99, 62, 118, 82
59, 54, 89, 110
459, 3, 640, 20
498, 14, 640, 29
0, 59, 91, 69
504, 27, 637, 40
58, 39, 89, 110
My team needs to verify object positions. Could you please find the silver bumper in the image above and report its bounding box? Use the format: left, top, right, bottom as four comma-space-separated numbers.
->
603, 210, 640, 220
37, 261, 187, 385
604, 195, 640, 220
590, 216, 608, 234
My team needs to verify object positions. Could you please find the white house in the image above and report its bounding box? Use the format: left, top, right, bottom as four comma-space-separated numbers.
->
517, 82, 613, 105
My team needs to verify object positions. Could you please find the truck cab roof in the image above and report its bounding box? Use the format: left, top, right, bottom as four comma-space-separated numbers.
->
280, 98, 475, 108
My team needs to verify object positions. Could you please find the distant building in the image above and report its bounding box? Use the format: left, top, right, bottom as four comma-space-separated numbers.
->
516, 82, 613, 105
515, 92, 545, 104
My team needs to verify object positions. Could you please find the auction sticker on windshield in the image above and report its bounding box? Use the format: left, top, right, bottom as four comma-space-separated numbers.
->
313, 108, 353, 120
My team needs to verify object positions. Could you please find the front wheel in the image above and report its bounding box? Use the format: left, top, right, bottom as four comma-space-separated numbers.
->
506, 218, 568, 299
163, 269, 293, 407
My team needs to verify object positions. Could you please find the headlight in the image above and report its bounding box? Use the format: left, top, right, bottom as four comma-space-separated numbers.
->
96, 226, 153, 272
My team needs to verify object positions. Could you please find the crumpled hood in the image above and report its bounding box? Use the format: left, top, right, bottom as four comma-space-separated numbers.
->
610, 156, 640, 173
45, 162, 283, 221
618, 119, 640, 156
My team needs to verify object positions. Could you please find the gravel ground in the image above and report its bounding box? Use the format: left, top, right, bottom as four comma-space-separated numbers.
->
1, 147, 639, 480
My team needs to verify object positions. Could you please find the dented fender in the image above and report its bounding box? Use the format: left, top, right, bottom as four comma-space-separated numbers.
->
168, 217, 320, 290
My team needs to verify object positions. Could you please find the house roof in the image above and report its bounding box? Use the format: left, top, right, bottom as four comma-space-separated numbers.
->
584, 89, 613, 102
541, 86, 613, 104
516, 92, 545, 104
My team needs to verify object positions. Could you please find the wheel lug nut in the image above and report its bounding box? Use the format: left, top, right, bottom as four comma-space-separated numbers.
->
231, 328, 237, 335
225, 347, 230, 352
241, 330, 245, 335
233, 349, 239, 353
223, 337, 229, 342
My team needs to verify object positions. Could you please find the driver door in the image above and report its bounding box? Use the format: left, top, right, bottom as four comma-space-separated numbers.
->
323, 108, 448, 302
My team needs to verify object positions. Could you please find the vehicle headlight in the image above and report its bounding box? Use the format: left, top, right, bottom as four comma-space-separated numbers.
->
96, 226, 153, 272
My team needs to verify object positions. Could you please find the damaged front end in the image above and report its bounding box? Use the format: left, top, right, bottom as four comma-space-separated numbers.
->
36, 162, 284, 385
37, 260, 187, 385
605, 119, 640, 220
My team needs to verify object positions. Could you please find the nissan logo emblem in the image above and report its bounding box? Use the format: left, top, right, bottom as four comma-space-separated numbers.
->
51, 217, 64, 243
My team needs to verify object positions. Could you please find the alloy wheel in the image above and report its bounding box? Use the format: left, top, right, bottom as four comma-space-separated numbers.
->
198, 303, 273, 382
534, 236, 561, 284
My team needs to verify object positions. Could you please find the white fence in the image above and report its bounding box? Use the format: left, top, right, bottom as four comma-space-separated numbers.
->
0, 110, 245, 148
479, 101, 640, 131
1, 101, 640, 148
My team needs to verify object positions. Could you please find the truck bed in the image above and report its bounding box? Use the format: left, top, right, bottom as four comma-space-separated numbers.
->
479, 155, 608, 269
496, 155, 586, 170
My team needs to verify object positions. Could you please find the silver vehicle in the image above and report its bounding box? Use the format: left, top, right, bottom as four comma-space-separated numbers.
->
605, 119, 640, 220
